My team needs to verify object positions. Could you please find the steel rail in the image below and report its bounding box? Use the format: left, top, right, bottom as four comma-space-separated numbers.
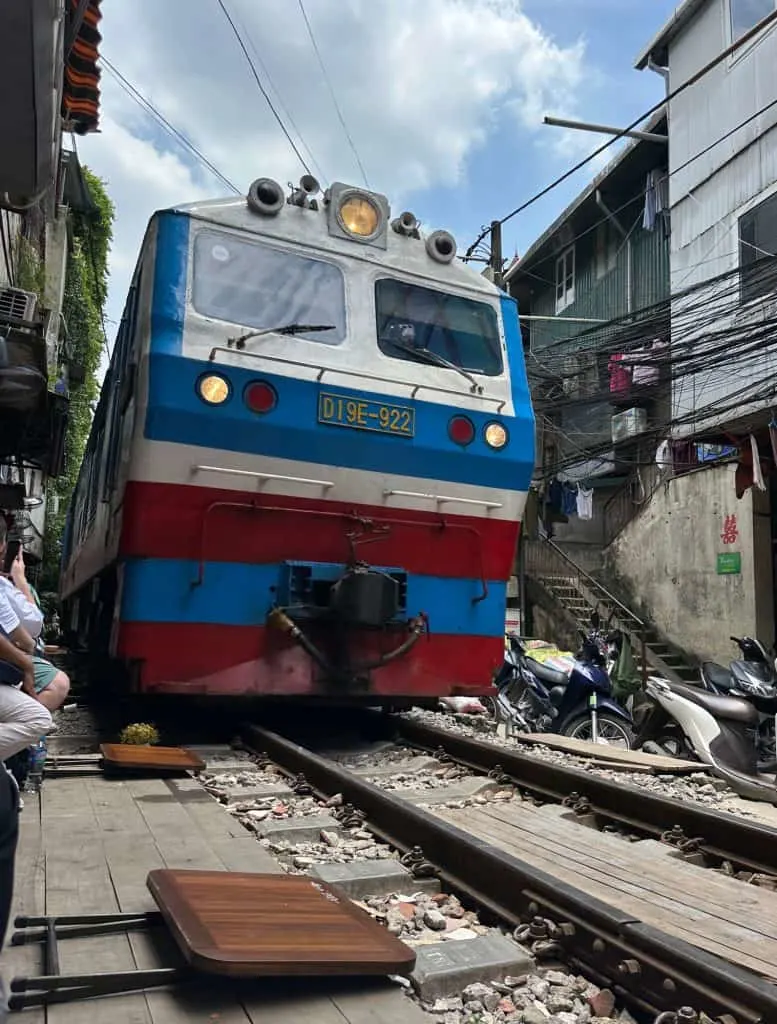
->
393, 716, 777, 876
245, 723, 777, 1024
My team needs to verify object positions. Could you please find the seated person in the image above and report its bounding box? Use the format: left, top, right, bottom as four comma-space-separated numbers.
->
0, 524, 69, 714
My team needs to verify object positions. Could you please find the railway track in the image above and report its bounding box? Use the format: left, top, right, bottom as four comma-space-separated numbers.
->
392, 714, 777, 881
226, 718, 777, 1024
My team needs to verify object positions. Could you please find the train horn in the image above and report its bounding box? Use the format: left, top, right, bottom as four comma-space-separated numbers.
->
247, 178, 285, 216
426, 229, 457, 264
289, 174, 321, 208
299, 174, 320, 196
391, 211, 420, 237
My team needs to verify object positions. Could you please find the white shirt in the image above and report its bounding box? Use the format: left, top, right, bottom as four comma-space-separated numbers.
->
0, 577, 43, 639
576, 486, 594, 521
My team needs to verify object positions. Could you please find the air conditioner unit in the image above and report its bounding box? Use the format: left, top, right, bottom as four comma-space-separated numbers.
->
611, 407, 647, 444
0, 287, 38, 324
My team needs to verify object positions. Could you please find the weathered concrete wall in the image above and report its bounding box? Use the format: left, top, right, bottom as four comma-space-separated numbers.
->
605, 464, 773, 665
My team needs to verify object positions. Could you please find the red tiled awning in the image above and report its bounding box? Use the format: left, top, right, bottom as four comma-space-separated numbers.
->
61, 0, 102, 136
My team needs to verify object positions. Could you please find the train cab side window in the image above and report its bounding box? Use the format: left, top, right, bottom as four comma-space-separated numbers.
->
375, 278, 503, 376
103, 277, 141, 500
191, 230, 346, 343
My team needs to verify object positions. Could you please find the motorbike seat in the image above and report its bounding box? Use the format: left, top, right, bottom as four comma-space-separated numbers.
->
525, 658, 569, 688
671, 682, 759, 725
701, 662, 735, 691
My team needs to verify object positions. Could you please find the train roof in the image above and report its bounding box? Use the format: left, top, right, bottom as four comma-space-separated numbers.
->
155, 182, 502, 302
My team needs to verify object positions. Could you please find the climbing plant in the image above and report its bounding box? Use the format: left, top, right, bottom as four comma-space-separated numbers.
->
40, 168, 114, 591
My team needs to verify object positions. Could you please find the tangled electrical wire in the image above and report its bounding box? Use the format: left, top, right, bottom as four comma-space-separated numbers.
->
527, 253, 777, 479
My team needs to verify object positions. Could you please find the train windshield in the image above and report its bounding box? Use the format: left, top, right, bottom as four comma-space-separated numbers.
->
375, 278, 503, 377
192, 229, 346, 343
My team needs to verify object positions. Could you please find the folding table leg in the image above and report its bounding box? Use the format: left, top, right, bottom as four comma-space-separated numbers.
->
9, 968, 189, 1010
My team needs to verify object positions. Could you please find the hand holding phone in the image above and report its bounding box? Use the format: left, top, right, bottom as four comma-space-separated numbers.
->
10, 544, 25, 585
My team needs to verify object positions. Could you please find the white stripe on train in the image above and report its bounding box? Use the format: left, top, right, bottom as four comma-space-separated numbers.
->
128, 438, 527, 522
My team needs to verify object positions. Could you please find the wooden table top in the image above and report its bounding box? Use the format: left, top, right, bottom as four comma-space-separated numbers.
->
100, 744, 206, 772
147, 869, 417, 978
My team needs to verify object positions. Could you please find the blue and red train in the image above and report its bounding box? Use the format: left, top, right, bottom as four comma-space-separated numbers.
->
59, 175, 534, 704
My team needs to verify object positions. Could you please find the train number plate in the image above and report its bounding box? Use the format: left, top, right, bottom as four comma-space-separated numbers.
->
318, 392, 415, 438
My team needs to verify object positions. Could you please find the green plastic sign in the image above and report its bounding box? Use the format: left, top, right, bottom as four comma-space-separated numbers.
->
716, 552, 741, 575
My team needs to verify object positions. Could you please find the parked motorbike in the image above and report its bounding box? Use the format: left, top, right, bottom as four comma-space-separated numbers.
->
490, 623, 633, 749
638, 674, 777, 804
699, 636, 777, 768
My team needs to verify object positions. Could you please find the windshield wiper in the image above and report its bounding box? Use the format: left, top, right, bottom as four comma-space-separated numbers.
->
383, 339, 483, 393
226, 323, 335, 351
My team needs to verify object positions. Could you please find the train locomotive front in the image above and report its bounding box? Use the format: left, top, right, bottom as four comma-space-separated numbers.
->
60, 176, 535, 703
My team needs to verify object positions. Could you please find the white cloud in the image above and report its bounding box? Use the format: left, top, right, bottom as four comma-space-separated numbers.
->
76, 0, 592, 364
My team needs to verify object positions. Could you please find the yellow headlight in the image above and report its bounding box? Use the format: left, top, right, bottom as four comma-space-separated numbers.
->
484, 422, 508, 449
198, 374, 230, 404
338, 195, 380, 237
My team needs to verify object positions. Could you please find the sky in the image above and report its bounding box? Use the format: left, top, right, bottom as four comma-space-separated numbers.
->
74, 0, 681, 374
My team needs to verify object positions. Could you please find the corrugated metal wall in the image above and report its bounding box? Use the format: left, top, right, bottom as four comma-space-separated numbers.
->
524, 199, 670, 466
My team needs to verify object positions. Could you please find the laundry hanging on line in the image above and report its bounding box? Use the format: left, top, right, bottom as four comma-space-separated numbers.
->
576, 484, 594, 520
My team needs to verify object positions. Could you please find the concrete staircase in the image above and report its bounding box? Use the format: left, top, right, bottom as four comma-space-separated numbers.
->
524, 538, 699, 686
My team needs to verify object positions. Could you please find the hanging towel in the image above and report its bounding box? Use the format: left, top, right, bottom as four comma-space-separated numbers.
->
576, 485, 594, 520
751, 434, 766, 491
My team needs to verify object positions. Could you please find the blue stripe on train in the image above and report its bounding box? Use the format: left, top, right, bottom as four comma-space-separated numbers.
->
120, 558, 507, 637
145, 353, 533, 490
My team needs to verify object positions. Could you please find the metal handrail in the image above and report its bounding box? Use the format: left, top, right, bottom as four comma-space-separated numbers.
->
207, 347, 508, 409
542, 537, 644, 629
525, 534, 647, 683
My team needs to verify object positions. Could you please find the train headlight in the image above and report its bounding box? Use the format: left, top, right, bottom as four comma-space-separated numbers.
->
338, 194, 381, 238
484, 422, 508, 449
197, 373, 230, 405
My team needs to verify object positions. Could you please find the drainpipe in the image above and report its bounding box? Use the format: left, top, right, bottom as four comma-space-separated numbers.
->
596, 190, 632, 314
647, 59, 670, 95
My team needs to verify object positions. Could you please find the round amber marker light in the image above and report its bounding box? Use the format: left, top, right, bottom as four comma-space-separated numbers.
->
198, 374, 230, 404
339, 195, 380, 236
484, 422, 508, 449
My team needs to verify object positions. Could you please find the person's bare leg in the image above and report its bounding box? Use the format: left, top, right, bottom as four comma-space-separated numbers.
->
36, 671, 70, 713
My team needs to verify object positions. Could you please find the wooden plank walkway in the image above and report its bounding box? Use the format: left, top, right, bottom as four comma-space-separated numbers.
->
498, 731, 701, 774
433, 800, 777, 980
1, 774, 428, 1024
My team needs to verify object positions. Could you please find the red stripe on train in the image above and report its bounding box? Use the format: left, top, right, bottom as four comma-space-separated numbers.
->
120, 481, 520, 580
118, 621, 500, 697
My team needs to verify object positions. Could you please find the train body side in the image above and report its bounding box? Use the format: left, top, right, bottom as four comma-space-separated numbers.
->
60, 197, 535, 700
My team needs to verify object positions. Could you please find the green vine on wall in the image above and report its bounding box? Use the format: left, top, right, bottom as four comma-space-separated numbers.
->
41, 168, 115, 591
15, 236, 46, 296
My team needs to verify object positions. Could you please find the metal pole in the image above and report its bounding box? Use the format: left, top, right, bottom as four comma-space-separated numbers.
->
543, 115, 668, 144
490, 220, 503, 288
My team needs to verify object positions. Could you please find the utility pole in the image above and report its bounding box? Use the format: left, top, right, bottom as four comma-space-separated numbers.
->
490, 220, 503, 288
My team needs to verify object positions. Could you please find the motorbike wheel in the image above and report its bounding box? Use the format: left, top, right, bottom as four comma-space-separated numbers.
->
563, 713, 633, 750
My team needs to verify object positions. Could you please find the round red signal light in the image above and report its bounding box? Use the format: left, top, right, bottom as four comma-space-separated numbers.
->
244, 381, 277, 414
448, 415, 475, 446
